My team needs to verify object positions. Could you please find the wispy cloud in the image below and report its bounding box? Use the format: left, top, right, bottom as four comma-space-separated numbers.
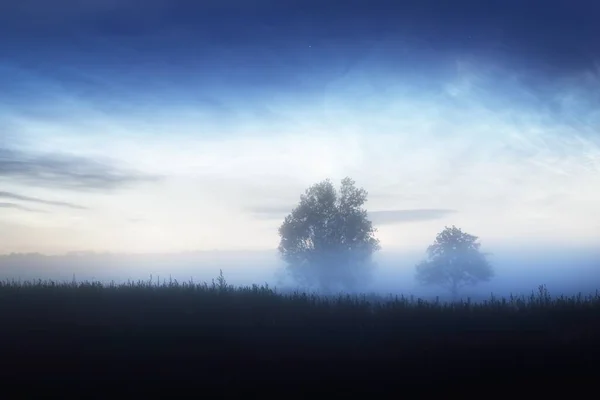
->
0, 148, 161, 191
0, 191, 87, 210
248, 206, 457, 225
368, 209, 457, 225
0, 202, 46, 213
248, 206, 294, 220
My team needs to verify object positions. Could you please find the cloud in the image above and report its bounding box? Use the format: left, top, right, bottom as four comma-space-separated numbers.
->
249, 206, 457, 225
0, 202, 46, 213
248, 206, 295, 220
0, 191, 87, 210
0, 148, 161, 191
368, 209, 457, 225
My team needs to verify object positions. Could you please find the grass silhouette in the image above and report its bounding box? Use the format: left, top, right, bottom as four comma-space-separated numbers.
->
1, 270, 598, 390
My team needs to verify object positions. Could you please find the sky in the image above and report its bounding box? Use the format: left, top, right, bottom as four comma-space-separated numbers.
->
1, 0, 599, 257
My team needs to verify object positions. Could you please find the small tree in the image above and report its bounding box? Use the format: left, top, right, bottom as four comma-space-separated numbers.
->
278, 177, 380, 293
415, 225, 493, 300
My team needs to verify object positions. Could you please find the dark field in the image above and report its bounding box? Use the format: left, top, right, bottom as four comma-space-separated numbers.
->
1, 272, 599, 394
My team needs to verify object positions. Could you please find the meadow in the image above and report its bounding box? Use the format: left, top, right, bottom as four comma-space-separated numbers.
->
1, 270, 599, 390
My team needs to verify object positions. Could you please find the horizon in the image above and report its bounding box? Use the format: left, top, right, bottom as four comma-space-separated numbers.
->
1, 245, 599, 300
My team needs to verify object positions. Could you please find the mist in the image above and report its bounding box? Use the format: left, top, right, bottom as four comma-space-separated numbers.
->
1, 245, 598, 303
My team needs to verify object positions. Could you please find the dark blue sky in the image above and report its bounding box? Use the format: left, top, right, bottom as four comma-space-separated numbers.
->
2, 0, 599, 99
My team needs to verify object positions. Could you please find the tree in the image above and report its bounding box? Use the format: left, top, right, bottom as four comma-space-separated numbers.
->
277, 177, 381, 293
415, 225, 493, 300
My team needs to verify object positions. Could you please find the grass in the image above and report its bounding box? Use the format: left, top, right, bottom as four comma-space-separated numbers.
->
1, 270, 599, 389
2, 270, 598, 341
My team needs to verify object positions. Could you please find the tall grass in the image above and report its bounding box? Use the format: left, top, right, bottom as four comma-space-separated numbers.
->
1, 269, 599, 387
1, 271, 598, 336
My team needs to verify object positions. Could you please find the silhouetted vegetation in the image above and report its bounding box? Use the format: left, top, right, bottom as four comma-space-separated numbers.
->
278, 177, 380, 293
1, 272, 599, 390
416, 225, 494, 300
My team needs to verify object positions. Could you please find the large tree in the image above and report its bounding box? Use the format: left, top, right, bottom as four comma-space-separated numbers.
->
415, 225, 493, 300
278, 177, 380, 293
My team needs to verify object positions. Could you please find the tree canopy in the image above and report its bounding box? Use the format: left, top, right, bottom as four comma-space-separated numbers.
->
415, 225, 493, 300
277, 177, 380, 293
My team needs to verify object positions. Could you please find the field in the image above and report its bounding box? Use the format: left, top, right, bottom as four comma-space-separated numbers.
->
1, 270, 599, 393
